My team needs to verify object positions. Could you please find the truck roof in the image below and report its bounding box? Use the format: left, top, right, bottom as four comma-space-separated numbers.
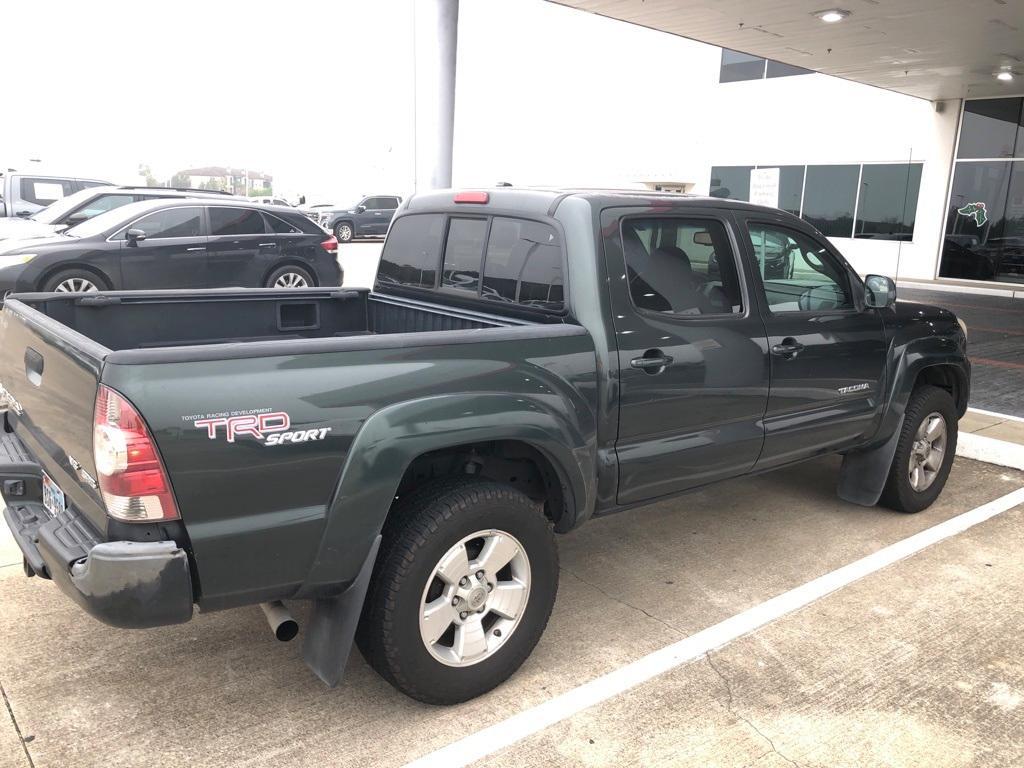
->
404, 187, 783, 218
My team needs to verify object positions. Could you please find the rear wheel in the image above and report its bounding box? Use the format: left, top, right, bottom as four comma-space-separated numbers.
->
357, 477, 558, 704
265, 265, 313, 288
42, 270, 107, 293
334, 221, 354, 242
880, 384, 958, 513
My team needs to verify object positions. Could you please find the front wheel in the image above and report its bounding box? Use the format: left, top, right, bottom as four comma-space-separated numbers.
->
357, 478, 558, 704
880, 384, 958, 513
41, 269, 107, 293
334, 221, 354, 242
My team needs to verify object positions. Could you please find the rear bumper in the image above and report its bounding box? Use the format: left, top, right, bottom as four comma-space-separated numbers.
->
1, 432, 193, 629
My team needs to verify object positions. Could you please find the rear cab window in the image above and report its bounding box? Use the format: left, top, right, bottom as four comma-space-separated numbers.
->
376, 213, 565, 313
18, 177, 76, 207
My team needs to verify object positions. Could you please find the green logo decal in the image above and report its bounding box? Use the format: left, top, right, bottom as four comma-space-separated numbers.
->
957, 201, 988, 227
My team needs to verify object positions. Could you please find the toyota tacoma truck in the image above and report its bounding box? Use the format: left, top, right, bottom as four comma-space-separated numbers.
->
0, 188, 969, 704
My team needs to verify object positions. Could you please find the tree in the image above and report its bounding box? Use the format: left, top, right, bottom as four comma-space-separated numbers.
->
138, 164, 161, 187
200, 178, 224, 191
170, 172, 191, 189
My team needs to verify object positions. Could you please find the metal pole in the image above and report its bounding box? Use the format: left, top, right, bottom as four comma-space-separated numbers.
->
414, 0, 459, 191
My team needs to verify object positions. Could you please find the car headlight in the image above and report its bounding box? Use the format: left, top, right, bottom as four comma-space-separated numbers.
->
957, 317, 968, 343
0, 254, 36, 269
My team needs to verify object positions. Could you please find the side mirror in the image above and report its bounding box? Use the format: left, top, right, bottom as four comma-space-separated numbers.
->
864, 274, 896, 308
125, 228, 147, 245
356, 205, 366, 213
14, 210, 31, 218
65, 212, 89, 226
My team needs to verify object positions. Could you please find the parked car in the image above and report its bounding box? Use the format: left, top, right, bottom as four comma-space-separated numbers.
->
0, 197, 340, 294
0, 172, 111, 218
0, 188, 968, 705
0, 186, 238, 242
248, 196, 294, 207
316, 195, 402, 241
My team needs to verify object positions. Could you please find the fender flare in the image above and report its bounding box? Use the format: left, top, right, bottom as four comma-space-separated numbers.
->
295, 392, 595, 598
838, 339, 968, 506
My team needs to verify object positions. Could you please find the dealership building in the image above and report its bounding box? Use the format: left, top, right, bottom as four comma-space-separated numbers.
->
422, 0, 1024, 296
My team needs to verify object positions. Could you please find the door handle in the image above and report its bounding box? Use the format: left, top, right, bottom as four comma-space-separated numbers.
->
771, 338, 804, 358
630, 350, 673, 373
186, 246, 206, 252
257, 242, 278, 247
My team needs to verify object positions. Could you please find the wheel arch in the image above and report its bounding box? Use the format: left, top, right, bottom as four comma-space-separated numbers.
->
262, 259, 319, 287
295, 393, 595, 598
36, 262, 113, 292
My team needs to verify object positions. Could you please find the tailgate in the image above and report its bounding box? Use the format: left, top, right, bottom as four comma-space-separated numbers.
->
0, 298, 109, 532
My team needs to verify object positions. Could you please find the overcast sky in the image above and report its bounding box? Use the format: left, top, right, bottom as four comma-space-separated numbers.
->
1, 0, 723, 204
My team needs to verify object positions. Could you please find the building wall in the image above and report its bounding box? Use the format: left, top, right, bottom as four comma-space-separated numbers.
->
699, 71, 962, 282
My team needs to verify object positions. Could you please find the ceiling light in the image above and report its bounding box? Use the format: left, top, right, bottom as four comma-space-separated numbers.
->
996, 70, 1014, 81
817, 9, 850, 23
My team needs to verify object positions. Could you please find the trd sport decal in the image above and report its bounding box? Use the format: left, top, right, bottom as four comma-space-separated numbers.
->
186, 410, 331, 446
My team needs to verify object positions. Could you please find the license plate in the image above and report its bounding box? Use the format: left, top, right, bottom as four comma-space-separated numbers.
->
42, 472, 66, 519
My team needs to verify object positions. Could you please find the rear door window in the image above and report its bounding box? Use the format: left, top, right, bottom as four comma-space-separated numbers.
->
210, 207, 266, 236
441, 218, 488, 293
482, 217, 563, 309
376, 213, 445, 288
621, 217, 743, 315
19, 177, 75, 206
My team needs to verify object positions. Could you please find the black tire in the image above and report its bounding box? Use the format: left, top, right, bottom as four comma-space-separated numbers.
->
357, 477, 558, 704
334, 221, 354, 242
40, 269, 109, 293
880, 384, 958, 513
264, 264, 314, 288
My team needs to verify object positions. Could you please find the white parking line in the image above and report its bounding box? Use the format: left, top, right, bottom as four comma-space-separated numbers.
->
967, 407, 1024, 425
405, 486, 1024, 768
958, 432, 1024, 471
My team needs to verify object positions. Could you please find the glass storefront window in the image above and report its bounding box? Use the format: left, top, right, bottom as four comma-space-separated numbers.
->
940, 161, 1014, 281
709, 166, 753, 201
801, 165, 859, 238
854, 163, 923, 240
957, 98, 1023, 159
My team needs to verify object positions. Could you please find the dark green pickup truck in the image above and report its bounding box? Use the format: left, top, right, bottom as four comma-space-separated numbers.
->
0, 188, 969, 703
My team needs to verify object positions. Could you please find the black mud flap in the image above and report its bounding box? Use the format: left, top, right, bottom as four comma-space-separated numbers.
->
837, 415, 904, 507
302, 534, 381, 687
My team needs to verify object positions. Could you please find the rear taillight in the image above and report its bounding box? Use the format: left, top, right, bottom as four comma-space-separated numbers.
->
93, 385, 180, 522
320, 236, 338, 255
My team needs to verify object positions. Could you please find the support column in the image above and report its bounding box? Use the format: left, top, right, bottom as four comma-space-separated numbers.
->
414, 0, 459, 191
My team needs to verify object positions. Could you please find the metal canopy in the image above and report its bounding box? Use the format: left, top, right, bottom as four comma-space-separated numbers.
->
551, 0, 1024, 101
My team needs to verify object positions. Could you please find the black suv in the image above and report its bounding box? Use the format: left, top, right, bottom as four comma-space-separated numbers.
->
0, 185, 237, 242
0, 198, 341, 294
316, 195, 402, 241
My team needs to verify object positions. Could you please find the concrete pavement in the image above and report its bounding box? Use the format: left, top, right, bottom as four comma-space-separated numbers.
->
1, 453, 1022, 767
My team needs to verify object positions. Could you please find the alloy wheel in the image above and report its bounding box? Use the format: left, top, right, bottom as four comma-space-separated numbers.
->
55, 278, 99, 293
908, 411, 947, 492
418, 529, 531, 667
273, 272, 310, 288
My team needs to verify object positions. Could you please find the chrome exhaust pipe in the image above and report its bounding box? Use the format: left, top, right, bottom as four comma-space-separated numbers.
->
260, 600, 298, 642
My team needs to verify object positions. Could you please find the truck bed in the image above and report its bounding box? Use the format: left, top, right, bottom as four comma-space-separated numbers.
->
14, 288, 527, 351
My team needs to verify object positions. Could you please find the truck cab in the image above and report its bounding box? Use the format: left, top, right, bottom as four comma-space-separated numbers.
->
0, 172, 111, 218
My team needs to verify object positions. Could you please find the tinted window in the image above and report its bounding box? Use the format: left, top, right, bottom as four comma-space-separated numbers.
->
854, 163, 923, 240
748, 224, 852, 312
710, 166, 753, 201
482, 217, 563, 310
77, 194, 136, 220
376, 213, 445, 288
720, 49, 765, 83
210, 207, 265, 235
957, 98, 1023, 160
939, 161, 1019, 282
801, 165, 859, 237
766, 60, 812, 78
19, 178, 75, 206
272, 199, 289, 206
441, 218, 488, 293
362, 197, 385, 209
622, 218, 743, 316
263, 213, 300, 234
777, 166, 805, 216
127, 207, 202, 239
